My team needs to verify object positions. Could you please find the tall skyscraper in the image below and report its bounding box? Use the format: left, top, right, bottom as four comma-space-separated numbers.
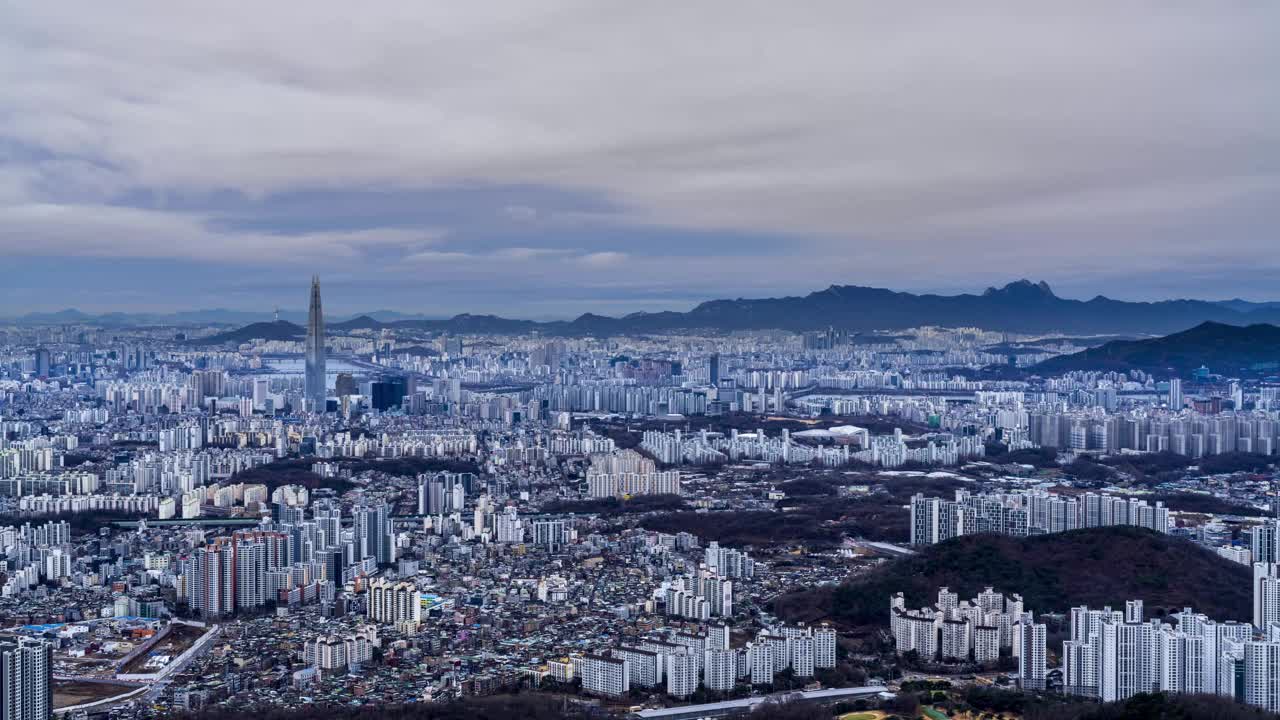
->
32, 349, 50, 379
305, 276, 326, 411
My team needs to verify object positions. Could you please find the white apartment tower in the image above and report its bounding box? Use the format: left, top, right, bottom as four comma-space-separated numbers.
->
791, 636, 816, 678
1244, 640, 1280, 713
814, 627, 837, 668
580, 654, 629, 698
666, 651, 699, 698
0, 638, 52, 720
703, 649, 736, 692
366, 578, 421, 627
1254, 563, 1280, 630
1018, 615, 1047, 691
748, 643, 773, 685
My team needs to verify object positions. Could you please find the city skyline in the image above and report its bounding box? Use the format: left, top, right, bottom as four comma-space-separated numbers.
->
3, 4, 1279, 314
4, 4, 1280, 719
5, 287, 1280, 717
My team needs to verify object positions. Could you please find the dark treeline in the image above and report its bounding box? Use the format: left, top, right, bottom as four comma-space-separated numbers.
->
176, 695, 605, 720
3, 509, 149, 533
340, 457, 482, 476
175, 691, 1275, 720
541, 494, 687, 516
641, 509, 842, 547
229, 459, 353, 493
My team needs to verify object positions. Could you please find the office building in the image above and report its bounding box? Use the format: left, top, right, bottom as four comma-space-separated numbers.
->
32, 349, 50, 380
335, 372, 356, 398
370, 376, 410, 411
304, 275, 326, 411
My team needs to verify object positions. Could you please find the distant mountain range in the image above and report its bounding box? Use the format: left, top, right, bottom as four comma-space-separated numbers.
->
1034, 321, 1280, 377
2, 308, 439, 327
10, 280, 1280, 336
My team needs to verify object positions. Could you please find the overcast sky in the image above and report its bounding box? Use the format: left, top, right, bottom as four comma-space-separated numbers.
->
2, 2, 1278, 316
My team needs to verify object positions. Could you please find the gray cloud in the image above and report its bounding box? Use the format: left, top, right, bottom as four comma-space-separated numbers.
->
1, 2, 1278, 312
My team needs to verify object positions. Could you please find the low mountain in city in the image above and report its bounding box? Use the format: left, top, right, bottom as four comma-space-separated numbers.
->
1034, 321, 1280, 377
772, 526, 1251, 630
187, 320, 305, 345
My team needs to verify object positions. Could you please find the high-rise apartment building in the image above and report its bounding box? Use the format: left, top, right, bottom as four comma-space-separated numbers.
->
666, 651, 699, 697
580, 654, 629, 697
814, 626, 837, 669
910, 489, 1167, 545
366, 578, 420, 626
1070, 602, 1257, 707
1255, 563, 1280, 630
355, 502, 394, 565
791, 635, 816, 678
703, 648, 736, 692
1245, 639, 1280, 712
613, 647, 660, 689
1252, 521, 1280, 566
748, 642, 773, 685
0, 638, 51, 720
189, 539, 235, 616
1018, 614, 1047, 690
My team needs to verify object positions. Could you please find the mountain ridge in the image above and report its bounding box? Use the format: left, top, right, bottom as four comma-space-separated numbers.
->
1034, 320, 1280, 377
11, 280, 1280, 335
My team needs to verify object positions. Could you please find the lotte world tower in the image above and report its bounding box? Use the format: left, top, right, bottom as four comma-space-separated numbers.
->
305, 275, 326, 411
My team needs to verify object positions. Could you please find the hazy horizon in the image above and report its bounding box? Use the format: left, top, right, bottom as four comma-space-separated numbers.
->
4, 277, 1280, 322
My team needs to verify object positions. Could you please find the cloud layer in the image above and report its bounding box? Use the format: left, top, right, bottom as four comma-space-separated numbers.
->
2, 2, 1278, 314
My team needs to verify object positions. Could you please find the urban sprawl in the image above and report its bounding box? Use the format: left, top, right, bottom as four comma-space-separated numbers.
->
4, 279, 1280, 718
